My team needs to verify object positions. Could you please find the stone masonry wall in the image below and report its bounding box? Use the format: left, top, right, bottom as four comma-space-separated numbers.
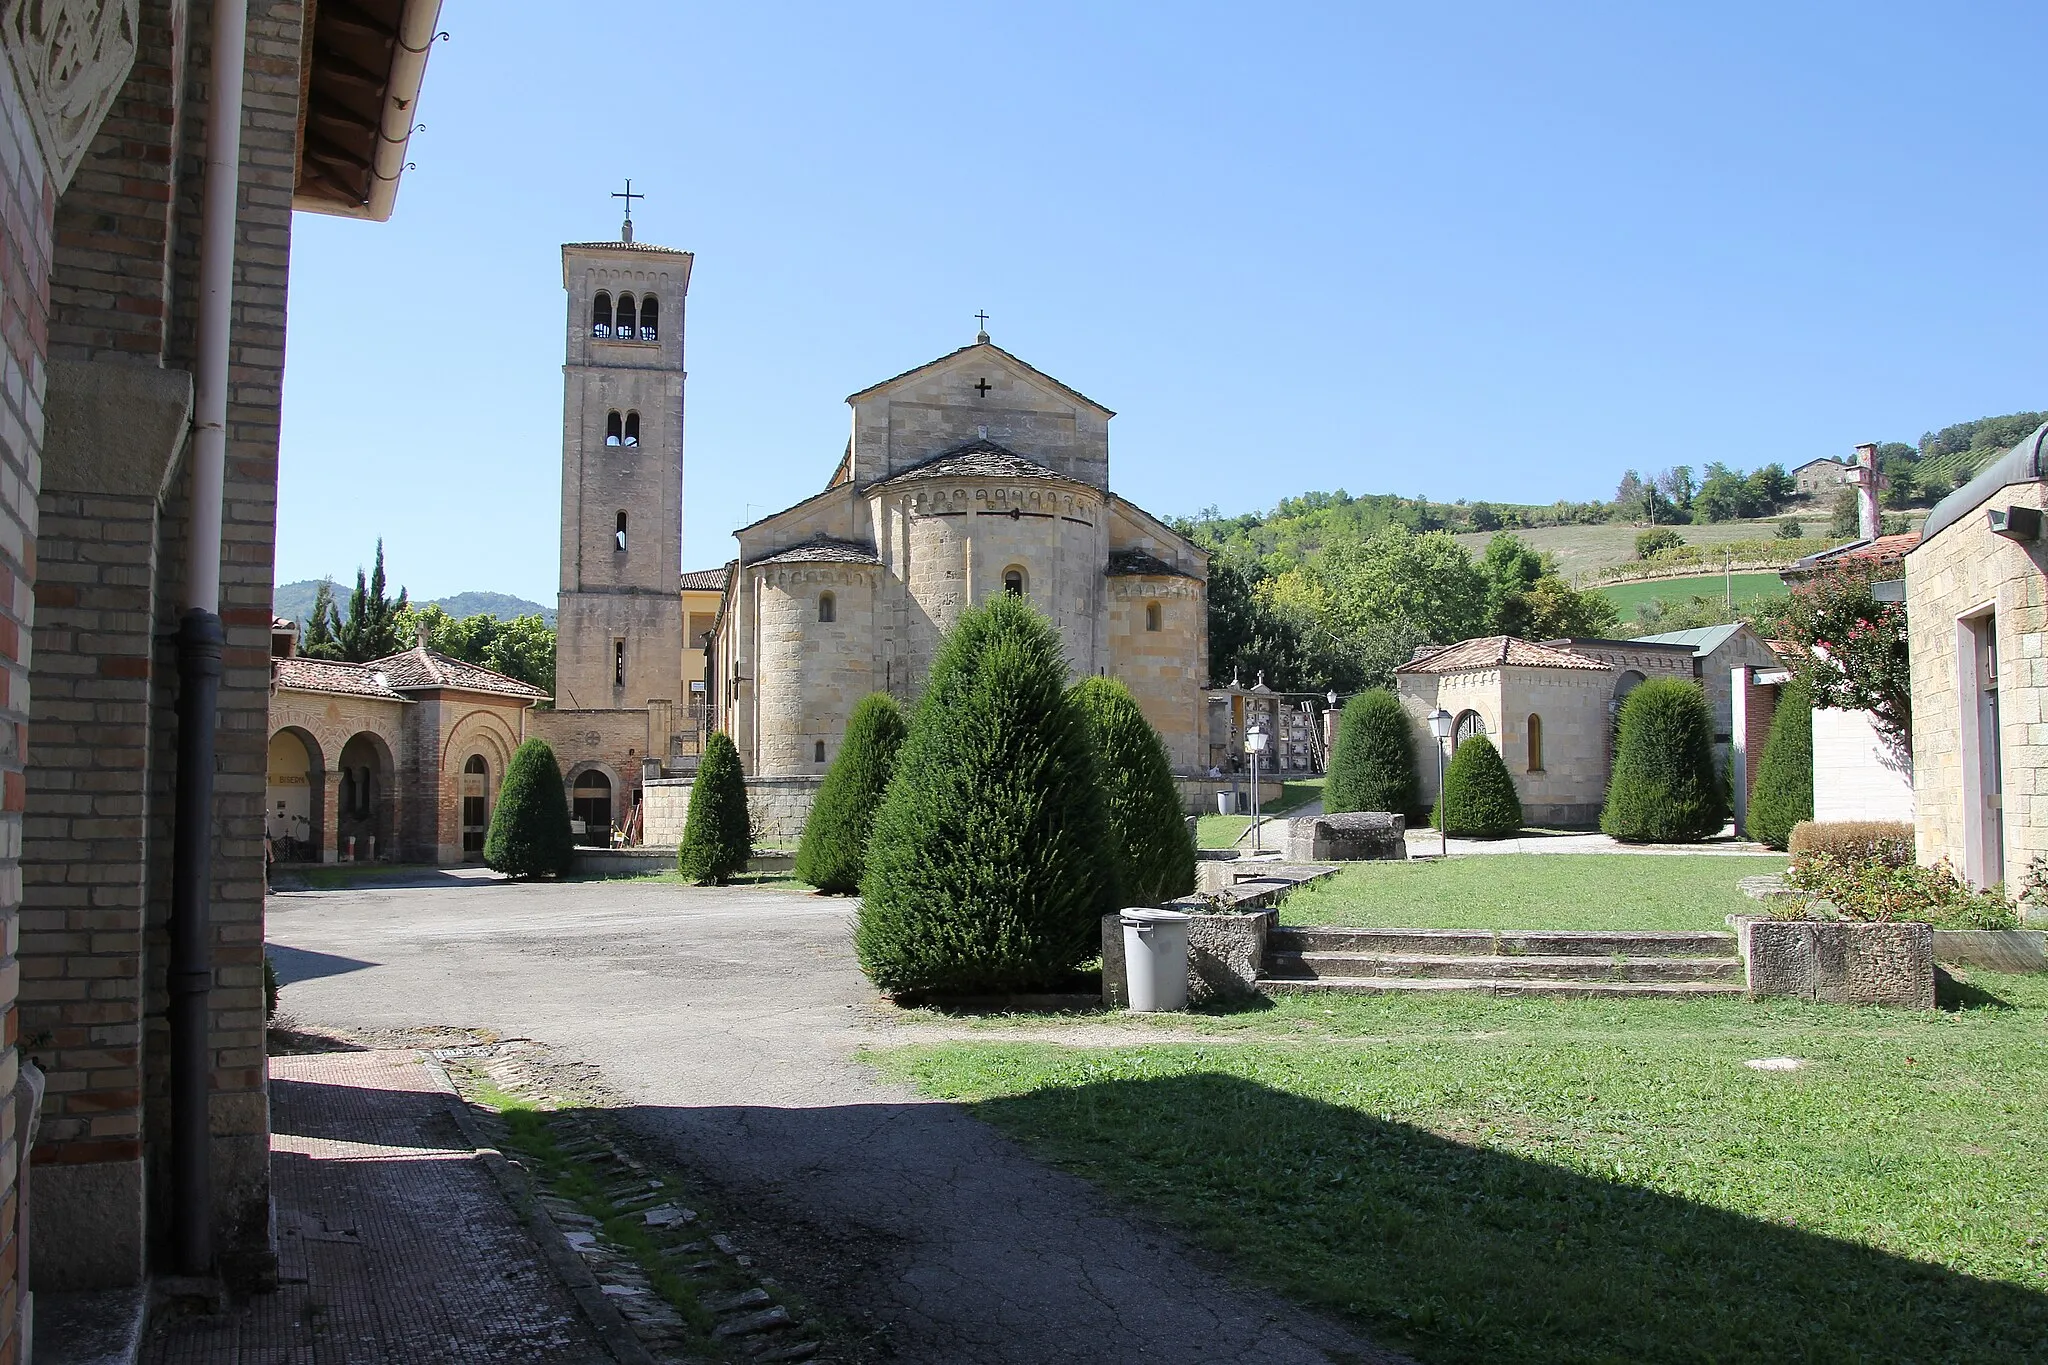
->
751, 563, 875, 775
1106, 575, 1203, 771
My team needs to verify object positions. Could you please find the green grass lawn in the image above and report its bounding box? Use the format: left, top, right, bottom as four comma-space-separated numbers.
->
1196, 778, 1326, 850
872, 975, 2048, 1363
1279, 853, 1789, 932
1595, 571, 1787, 616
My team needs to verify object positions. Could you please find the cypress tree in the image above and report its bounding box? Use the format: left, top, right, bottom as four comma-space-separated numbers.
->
1747, 677, 1814, 851
1324, 689, 1420, 817
1433, 735, 1523, 837
483, 738, 574, 878
1071, 677, 1197, 906
1601, 678, 1726, 842
795, 693, 908, 894
857, 593, 1112, 996
678, 730, 753, 885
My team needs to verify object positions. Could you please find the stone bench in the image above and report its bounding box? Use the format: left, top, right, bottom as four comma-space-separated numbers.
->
1286, 811, 1407, 862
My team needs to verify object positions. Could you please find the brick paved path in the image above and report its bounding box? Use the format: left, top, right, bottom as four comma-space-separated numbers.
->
146, 1049, 614, 1364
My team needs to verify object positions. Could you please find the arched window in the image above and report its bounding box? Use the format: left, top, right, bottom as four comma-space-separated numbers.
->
614, 640, 626, 687
615, 294, 637, 338
818, 591, 835, 623
606, 411, 622, 446
639, 295, 658, 340
1527, 714, 1544, 772
623, 411, 640, 446
591, 291, 612, 338
461, 755, 489, 857
615, 511, 627, 551
1003, 566, 1025, 596
814, 740, 827, 764
1453, 710, 1485, 748
1145, 601, 1162, 632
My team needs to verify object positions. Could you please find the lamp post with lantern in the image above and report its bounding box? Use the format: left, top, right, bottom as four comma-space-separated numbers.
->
1428, 707, 1454, 858
1246, 718, 1269, 852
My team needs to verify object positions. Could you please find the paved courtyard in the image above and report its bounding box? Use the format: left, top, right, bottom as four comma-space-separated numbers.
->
267, 876, 1399, 1365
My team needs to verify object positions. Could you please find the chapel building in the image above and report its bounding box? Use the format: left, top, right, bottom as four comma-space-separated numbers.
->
709, 331, 1210, 786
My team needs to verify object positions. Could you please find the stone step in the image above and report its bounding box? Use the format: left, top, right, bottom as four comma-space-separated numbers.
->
1259, 975, 1746, 1000
1269, 926, 1739, 959
1264, 950, 1745, 984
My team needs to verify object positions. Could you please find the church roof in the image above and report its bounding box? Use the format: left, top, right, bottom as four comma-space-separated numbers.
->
845, 339, 1115, 417
680, 567, 731, 591
562, 239, 692, 256
1106, 548, 1199, 580
746, 537, 882, 568
1394, 636, 1610, 675
272, 657, 409, 701
365, 646, 550, 699
868, 439, 1083, 491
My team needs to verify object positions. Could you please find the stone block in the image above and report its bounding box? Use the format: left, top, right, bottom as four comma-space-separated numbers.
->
1931, 929, 2048, 973
1736, 917, 1936, 1008
1285, 811, 1406, 862
1101, 909, 1272, 1008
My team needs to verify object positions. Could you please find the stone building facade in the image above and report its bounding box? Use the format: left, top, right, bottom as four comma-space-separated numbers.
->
710, 335, 1208, 791
1906, 421, 2048, 889
4, 0, 443, 1350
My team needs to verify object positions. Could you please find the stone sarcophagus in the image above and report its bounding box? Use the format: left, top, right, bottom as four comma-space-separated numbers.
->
1286, 811, 1407, 862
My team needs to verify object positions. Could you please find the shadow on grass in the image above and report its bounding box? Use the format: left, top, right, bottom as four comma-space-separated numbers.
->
1939, 967, 2015, 1012
966, 1072, 2048, 1364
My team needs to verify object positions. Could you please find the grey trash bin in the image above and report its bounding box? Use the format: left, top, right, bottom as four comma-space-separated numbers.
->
1121, 907, 1191, 1012
1216, 792, 1232, 815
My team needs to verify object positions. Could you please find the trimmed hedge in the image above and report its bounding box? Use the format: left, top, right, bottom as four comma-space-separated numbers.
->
1746, 677, 1814, 850
795, 693, 908, 894
1433, 735, 1522, 837
857, 593, 1112, 995
1601, 679, 1725, 843
483, 738, 575, 878
1072, 676, 1196, 906
1787, 820, 1914, 867
678, 730, 753, 885
1325, 689, 1420, 818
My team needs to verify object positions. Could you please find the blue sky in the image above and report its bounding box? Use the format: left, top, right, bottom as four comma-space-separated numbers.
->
278, 1, 2048, 604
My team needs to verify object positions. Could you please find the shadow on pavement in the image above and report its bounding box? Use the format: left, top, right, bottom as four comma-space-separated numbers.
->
266, 943, 378, 987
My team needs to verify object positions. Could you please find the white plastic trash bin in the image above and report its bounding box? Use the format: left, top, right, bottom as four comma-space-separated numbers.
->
1216, 792, 1232, 815
1121, 907, 1192, 1012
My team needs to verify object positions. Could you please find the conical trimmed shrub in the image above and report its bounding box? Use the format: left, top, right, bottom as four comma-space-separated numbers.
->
795, 693, 908, 894
1071, 676, 1196, 906
1747, 676, 1814, 850
484, 738, 574, 878
1433, 735, 1522, 837
678, 730, 753, 885
1325, 689, 1420, 817
1601, 679, 1726, 842
857, 593, 1112, 996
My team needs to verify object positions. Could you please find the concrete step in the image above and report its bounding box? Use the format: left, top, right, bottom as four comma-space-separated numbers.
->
1258, 975, 1746, 1000
1270, 926, 1739, 959
1264, 950, 1745, 985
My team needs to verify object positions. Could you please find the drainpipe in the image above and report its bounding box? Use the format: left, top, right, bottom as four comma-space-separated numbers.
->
169, 0, 247, 1278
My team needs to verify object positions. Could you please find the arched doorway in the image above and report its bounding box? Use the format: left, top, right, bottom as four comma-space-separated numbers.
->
267, 729, 320, 862
1452, 709, 1486, 748
337, 733, 393, 862
461, 755, 490, 859
572, 770, 613, 847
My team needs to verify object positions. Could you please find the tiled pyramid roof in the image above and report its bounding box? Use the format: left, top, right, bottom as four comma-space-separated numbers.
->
365, 646, 549, 699
272, 657, 407, 700
1394, 635, 1609, 675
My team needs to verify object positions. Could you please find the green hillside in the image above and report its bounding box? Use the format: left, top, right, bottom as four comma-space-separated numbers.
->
1596, 572, 1787, 617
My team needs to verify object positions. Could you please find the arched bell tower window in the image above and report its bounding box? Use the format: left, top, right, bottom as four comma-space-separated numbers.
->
818, 591, 835, 623
639, 295, 658, 341
605, 411, 622, 446
1003, 566, 1026, 597
616, 511, 627, 551
623, 411, 640, 446
616, 294, 637, 339
1145, 601, 1162, 632
591, 291, 612, 338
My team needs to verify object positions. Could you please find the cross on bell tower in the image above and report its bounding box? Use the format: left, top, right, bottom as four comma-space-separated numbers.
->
613, 178, 645, 243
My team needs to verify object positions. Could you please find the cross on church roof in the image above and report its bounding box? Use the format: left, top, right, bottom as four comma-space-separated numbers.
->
613, 178, 644, 242
974, 309, 990, 343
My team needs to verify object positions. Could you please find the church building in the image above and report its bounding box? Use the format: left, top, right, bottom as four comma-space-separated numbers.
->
708, 327, 1210, 799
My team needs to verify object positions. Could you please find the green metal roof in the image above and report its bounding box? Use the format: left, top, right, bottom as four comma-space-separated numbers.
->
1632, 623, 1745, 656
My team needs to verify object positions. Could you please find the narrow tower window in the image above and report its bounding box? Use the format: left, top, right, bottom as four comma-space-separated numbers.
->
616, 511, 628, 551
623, 411, 640, 446
614, 640, 626, 687
1527, 714, 1544, 772
1145, 601, 1162, 632
818, 591, 835, 623
1003, 566, 1025, 596
639, 295, 659, 340
606, 411, 622, 446
615, 294, 637, 339
591, 291, 612, 338
814, 740, 827, 763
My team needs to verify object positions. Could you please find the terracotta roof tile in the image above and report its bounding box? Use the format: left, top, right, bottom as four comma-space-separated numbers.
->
364, 647, 549, 699
272, 657, 407, 700
562, 239, 691, 255
1106, 548, 1199, 579
1394, 635, 1610, 674
679, 567, 731, 591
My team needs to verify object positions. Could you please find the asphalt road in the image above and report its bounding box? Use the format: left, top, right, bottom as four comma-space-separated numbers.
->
268, 874, 1397, 1365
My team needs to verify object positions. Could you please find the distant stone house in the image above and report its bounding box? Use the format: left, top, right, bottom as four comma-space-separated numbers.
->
1793, 456, 1851, 497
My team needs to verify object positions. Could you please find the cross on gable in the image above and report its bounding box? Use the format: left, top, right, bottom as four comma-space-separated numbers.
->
974, 377, 992, 397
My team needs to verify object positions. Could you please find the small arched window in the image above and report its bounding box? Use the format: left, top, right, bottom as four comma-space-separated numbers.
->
1453, 710, 1485, 748
1145, 601, 1162, 632
605, 411, 622, 446
1003, 566, 1025, 597
814, 740, 827, 764
623, 411, 640, 447
639, 295, 658, 341
818, 591, 835, 623
591, 291, 612, 338
1527, 714, 1544, 772
615, 294, 637, 338
616, 511, 627, 551
464, 754, 487, 776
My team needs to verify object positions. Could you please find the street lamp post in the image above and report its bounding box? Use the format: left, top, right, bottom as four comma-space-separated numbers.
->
1246, 719, 1269, 853
1428, 707, 1454, 858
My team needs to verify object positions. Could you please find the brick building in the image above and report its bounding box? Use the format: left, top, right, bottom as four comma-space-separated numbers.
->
2, 0, 444, 1353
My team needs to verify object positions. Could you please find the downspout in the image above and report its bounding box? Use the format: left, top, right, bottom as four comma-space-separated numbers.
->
169, 0, 248, 1277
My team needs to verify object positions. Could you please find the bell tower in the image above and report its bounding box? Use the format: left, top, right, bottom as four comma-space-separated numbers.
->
555, 197, 692, 710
